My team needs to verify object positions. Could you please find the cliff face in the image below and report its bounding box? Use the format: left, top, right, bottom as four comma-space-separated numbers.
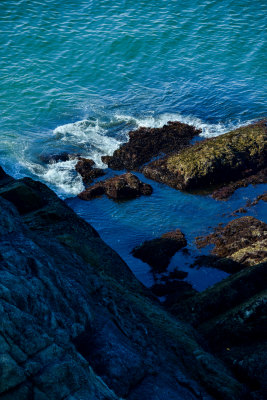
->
0, 167, 245, 400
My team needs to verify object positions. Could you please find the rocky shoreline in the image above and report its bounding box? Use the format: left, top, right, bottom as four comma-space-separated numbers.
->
0, 119, 266, 399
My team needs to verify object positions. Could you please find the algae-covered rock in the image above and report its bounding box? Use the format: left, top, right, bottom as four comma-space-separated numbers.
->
143, 121, 267, 194
196, 216, 267, 266
101, 121, 201, 170
79, 172, 152, 201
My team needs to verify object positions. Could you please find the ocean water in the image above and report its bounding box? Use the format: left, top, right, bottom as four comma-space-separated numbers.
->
1, 0, 266, 288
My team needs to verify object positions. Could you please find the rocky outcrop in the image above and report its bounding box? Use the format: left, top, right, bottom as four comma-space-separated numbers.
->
75, 157, 105, 184
132, 229, 187, 272
143, 121, 267, 196
101, 121, 201, 170
0, 167, 247, 400
78, 172, 152, 201
196, 216, 267, 266
173, 262, 267, 400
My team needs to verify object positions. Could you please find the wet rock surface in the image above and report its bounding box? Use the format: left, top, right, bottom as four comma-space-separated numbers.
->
143, 121, 267, 197
0, 166, 248, 400
101, 121, 201, 170
190, 255, 245, 274
196, 216, 267, 266
132, 229, 187, 272
212, 167, 267, 200
75, 157, 106, 184
78, 172, 152, 201
173, 262, 267, 400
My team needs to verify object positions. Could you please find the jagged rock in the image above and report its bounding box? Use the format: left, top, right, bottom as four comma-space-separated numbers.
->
101, 121, 201, 170
0, 167, 246, 399
173, 262, 267, 399
75, 157, 105, 184
78, 172, 152, 201
143, 121, 267, 196
196, 216, 267, 266
132, 229, 187, 272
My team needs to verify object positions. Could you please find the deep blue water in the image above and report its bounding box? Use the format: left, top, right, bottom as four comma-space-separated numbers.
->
1, 0, 266, 289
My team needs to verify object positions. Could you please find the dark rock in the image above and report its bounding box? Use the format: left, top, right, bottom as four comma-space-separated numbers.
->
0, 166, 246, 399
143, 121, 267, 196
250, 191, 267, 206
0, 166, 14, 186
169, 269, 188, 280
39, 151, 79, 164
101, 121, 201, 170
196, 216, 267, 266
190, 255, 244, 274
78, 172, 153, 201
151, 280, 196, 306
174, 262, 267, 398
75, 157, 106, 184
0, 180, 47, 215
78, 183, 106, 200
132, 229, 187, 272
212, 167, 267, 200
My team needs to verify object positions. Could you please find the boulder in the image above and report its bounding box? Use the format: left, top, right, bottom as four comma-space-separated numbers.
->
143, 121, 267, 196
78, 172, 153, 201
75, 157, 105, 184
132, 229, 187, 272
101, 121, 201, 170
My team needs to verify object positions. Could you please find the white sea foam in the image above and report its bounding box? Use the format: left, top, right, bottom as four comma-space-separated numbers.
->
53, 119, 123, 167
114, 112, 252, 138
21, 157, 84, 196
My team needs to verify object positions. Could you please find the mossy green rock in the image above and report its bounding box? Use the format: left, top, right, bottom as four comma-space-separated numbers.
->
144, 121, 267, 192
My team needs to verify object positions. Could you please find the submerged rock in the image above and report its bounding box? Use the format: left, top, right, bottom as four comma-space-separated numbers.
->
190, 255, 245, 274
143, 121, 267, 196
132, 229, 187, 272
75, 157, 106, 184
78, 172, 152, 201
101, 121, 201, 170
39, 151, 79, 164
196, 216, 267, 266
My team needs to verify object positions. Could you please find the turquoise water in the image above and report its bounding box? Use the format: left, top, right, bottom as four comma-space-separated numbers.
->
1, 0, 266, 287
